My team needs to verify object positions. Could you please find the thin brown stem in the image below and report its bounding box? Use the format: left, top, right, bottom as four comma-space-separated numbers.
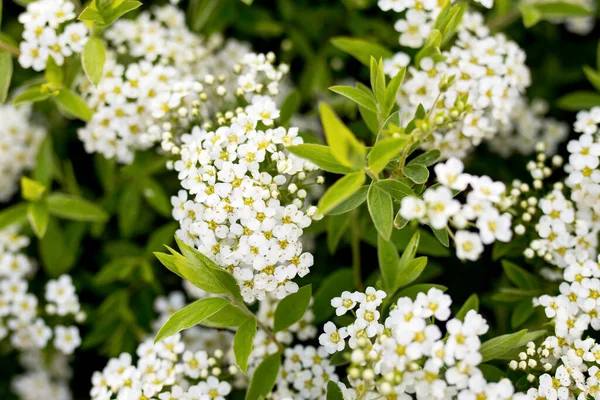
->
0, 41, 20, 56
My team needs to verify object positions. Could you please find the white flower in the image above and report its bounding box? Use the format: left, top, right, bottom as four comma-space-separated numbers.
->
53, 325, 81, 354
434, 157, 471, 191
423, 186, 461, 229
319, 322, 348, 354
330, 291, 361, 316
476, 209, 512, 245
455, 230, 484, 261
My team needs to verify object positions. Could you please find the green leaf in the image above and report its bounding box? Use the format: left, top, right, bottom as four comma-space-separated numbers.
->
383, 67, 405, 117
155, 297, 230, 342
375, 179, 415, 200
55, 89, 93, 121
21, 177, 47, 201
118, 184, 140, 237
367, 182, 393, 240
395, 256, 427, 289
287, 144, 355, 174
186, 0, 220, 32
430, 225, 449, 247
13, 85, 52, 105
557, 91, 600, 111
273, 284, 312, 332
330, 85, 378, 113
34, 135, 54, 186
245, 352, 281, 400
455, 294, 479, 321
0, 203, 28, 230
377, 234, 399, 292
534, 1, 592, 18
0, 50, 12, 103
583, 66, 600, 92
234, 317, 257, 373
326, 381, 344, 400
28, 201, 49, 238
173, 237, 243, 303
318, 171, 366, 215
201, 304, 248, 328
82, 37, 106, 86
368, 137, 408, 174
330, 36, 393, 66
480, 329, 527, 362
46, 193, 109, 222
501, 260, 540, 290
370, 57, 386, 107
409, 150, 441, 167
403, 164, 429, 184
328, 186, 368, 215
519, 3, 542, 27
154, 252, 185, 279
279, 89, 300, 125
320, 103, 366, 170
480, 364, 506, 382
44, 56, 63, 85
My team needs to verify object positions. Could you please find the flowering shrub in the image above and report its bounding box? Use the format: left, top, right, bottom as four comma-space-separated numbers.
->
0, 0, 600, 399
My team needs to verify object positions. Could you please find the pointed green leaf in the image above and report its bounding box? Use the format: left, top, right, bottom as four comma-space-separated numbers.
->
21, 177, 47, 201
320, 103, 366, 170
273, 284, 312, 332
83, 37, 106, 86
403, 163, 429, 184
480, 329, 527, 362
330, 36, 393, 66
326, 381, 344, 400
28, 201, 49, 238
318, 171, 366, 215
367, 183, 393, 240
0, 51, 12, 103
455, 294, 479, 321
287, 144, 355, 174
245, 352, 281, 400
330, 85, 378, 113
46, 193, 109, 222
368, 137, 408, 174
328, 186, 368, 215
502, 260, 540, 290
557, 91, 600, 111
55, 88, 93, 121
0, 203, 28, 230
377, 234, 399, 292
234, 317, 257, 373
155, 297, 230, 342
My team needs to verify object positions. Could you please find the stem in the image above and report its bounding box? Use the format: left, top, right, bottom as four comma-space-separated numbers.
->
351, 212, 365, 292
366, 169, 380, 181
0, 41, 20, 56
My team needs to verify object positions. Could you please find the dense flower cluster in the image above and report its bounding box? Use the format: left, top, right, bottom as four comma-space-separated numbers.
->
78, 5, 288, 164
18, 0, 88, 71
491, 98, 569, 157
0, 105, 46, 202
400, 157, 512, 261
380, 2, 531, 158
320, 287, 521, 399
12, 351, 73, 400
273, 345, 339, 399
90, 334, 235, 400
0, 225, 83, 354
170, 95, 322, 303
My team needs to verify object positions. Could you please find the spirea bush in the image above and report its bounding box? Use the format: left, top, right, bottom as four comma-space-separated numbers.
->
0, 0, 600, 398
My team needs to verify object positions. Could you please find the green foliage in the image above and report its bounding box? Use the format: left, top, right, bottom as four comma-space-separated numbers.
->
245, 352, 281, 400
155, 297, 231, 343
330, 37, 393, 66
82, 37, 106, 86
234, 317, 257, 373
273, 284, 312, 332
480, 329, 527, 362
318, 171, 366, 214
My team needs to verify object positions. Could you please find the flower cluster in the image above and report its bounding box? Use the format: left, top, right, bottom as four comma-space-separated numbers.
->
90, 334, 235, 400
491, 98, 569, 157
499, 111, 600, 398
273, 345, 339, 399
18, 0, 88, 71
321, 287, 520, 399
378, 0, 493, 49
12, 350, 73, 400
170, 94, 322, 303
400, 157, 512, 261
0, 105, 46, 202
0, 225, 83, 354
380, 4, 531, 158
78, 5, 289, 164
